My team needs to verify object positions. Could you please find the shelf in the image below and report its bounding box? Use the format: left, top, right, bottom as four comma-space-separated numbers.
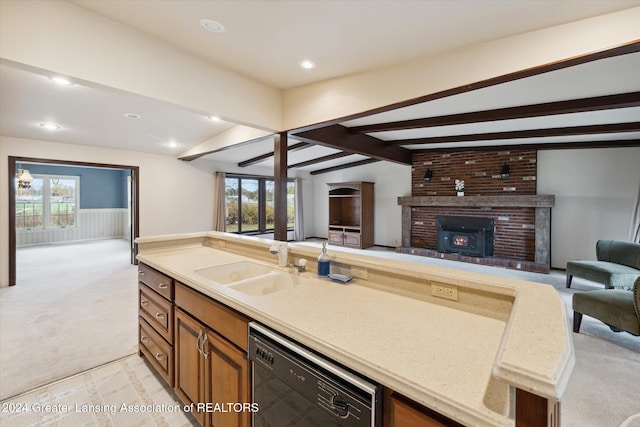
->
328, 182, 374, 249
397, 195, 555, 208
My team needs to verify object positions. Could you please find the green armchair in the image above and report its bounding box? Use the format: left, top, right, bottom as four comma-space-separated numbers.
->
566, 240, 640, 289
573, 276, 640, 336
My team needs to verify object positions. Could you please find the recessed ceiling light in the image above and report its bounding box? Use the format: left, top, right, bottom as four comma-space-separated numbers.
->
49, 76, 75, 86
299, 60, 316, 70
124, 113, 142, 119
165, 141, 181, 149
40, 123, 61, 130
200, 18, 225, 33
208, 115, 221, 122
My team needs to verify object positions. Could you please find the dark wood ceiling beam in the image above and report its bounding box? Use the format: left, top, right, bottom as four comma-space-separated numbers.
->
288, 152, 351, 169
392, 122, 640, 146
292, 124, 411, 165
237, 142, 309, 167
348, 92, 640, 134
413, 139, 640, 153
310, 159, 381, 175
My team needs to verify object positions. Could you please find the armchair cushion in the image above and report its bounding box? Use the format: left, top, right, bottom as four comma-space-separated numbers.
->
572, 277, 640, 336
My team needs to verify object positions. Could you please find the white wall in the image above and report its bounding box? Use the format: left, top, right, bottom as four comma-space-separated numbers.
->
309, 162, 412, 247
538, 147, 640, 269
1, 135, 216, 286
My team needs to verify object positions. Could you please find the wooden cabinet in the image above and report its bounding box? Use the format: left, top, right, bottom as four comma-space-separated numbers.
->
138, 263, 175, 387
174, 282, 251, 427
383, 388, 463, 427
328, 181, 374, 249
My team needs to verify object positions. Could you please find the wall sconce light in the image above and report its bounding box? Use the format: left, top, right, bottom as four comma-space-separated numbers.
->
423, 169, 433, 182
500, 163, 511, 180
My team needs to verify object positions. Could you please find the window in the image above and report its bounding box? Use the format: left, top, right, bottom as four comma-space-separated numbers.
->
15, 175, 79, 229
224, 175, 295, 234
16, 177, 44, 229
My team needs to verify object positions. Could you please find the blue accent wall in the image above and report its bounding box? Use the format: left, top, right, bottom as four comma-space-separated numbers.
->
24, 164, 130, 209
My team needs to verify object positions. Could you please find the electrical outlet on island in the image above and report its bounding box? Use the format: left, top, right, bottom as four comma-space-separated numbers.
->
431, 282, 459, 301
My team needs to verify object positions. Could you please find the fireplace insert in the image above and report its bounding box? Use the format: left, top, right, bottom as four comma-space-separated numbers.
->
437, 216, 494, 258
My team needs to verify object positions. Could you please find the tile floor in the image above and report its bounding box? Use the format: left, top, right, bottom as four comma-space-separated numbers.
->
0, 355, 197, 427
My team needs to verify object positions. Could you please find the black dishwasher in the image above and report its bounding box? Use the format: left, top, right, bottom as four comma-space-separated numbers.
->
249, 322, 381, 427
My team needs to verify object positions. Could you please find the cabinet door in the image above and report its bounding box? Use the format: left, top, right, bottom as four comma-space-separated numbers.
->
174, 309, 206, 426
384, 390, 462, 427
204, 329, 251, 427
343, 232, 362, 248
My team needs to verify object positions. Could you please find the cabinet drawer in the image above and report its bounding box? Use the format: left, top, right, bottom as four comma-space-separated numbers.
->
140, 284, 174, 343
328, 230, 344, 245
343, 232, 361, 248
138, 263, 173, 301
175, 282, 250, 351
139, 317, 174, 387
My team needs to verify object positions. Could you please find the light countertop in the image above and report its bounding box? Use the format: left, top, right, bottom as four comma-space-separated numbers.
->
136, 232, 574, 427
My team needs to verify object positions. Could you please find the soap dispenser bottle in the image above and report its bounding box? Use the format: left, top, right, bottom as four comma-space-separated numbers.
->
317, 241, 330, 276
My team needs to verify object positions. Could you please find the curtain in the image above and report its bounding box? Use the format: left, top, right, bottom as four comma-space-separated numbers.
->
213, 172, 226, 232
630, 176, 640, 243
293, 177, 305, 241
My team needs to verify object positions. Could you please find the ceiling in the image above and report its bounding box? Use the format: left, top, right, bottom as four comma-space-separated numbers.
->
1, 1, 639, 173
70, 0, 640, 90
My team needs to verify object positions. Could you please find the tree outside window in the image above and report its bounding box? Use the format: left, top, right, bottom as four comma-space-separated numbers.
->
224, 175, 295, 234
15, 175, 78, 230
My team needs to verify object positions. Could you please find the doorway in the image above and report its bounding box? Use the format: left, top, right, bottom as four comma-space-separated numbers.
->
8, 156, 140, 286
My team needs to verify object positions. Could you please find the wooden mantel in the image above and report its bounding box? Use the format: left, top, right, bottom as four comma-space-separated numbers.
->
397, 195, 555, 208
397, 195, 555, 268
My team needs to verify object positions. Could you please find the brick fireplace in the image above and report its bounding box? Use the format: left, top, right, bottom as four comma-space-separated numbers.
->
397, 149, 555, 273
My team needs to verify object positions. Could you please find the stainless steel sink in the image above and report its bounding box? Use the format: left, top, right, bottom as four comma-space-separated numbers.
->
194, 261, 274, 284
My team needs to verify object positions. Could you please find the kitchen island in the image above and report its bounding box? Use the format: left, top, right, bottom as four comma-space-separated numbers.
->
136, 231, 574, 427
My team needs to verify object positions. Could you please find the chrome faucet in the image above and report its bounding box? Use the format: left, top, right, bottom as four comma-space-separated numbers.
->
269, 242, 288, 267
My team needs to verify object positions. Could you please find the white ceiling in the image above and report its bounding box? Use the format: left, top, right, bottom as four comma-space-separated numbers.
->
1, 1, 639, 168
70, 0, 640, 89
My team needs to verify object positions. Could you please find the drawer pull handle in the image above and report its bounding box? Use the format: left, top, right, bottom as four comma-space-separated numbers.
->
141, 336, 149, 344
155, 352, 165, 361
196, 330, 203, 355
158, 283, 168, 289
139, 271, 146, 276
202, 333, 209, 359
155, 313, 165, 320
141, 300, 149, 307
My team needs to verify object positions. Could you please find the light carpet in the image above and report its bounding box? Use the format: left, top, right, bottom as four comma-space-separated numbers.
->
0, 239, 138, 401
